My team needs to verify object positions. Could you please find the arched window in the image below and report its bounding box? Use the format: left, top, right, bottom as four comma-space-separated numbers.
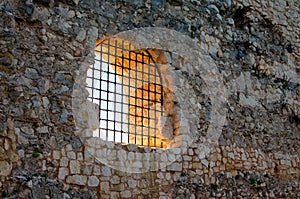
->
86, 38, 173, 148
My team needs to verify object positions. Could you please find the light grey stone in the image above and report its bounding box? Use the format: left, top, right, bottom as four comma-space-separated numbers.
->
127, 144, 138, 151
39, 78, 50, 94
169, 148, 181, 155
128, 179, 137, 188
66, 144, 73, 151
63, 193, 71, 199
110, 175, 120, 184
69, 160, 81, 174
132, 161, 143, 168
27, 180, 33, 188
58, 168, 68, 180
67, 151, 76, 159
110, 192, 120, 199
209, 46, 218, 55
208, 4, 219, 14
21, 126, 34, 135
93, 165, 101, 175
67, 10, 75, 18
42, 97, 50, 108
167, 162, 182, 171
18, 149, 25, 158
88, 176, 99, 187
53, 150, 61, 159
216, 14, 223, 21
227, 18, 234, 25
120, 190, 131, 198
225, 0, 232, 7
102, 166, 111, 177
77, 152, 83, 160
83, 164, 93, 175
198, 151, 206, 159
36, 126, 48, 134
65, 52, 74, 60
228, 152, 234, 159
86, 26, 98, 48
168, 153, 176, 162
76, 29, 86, 42
241, 153, 247, 161
239, 93, 261, 108
24, 68, 39, 79
100, 182, 110, 190
201, 159, 209, 167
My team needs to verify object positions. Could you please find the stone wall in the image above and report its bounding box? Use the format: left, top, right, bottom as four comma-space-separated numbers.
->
0, 0, 299, 198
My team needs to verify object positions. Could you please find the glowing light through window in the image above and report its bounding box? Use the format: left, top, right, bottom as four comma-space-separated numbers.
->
86, 55, 129, 143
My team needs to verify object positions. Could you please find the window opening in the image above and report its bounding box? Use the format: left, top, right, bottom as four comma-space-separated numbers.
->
86, 38, 166, 147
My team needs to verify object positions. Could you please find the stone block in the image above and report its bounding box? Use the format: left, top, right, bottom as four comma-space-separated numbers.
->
201, 159, 209, 167
110, 192, 120, 199
67, 151, 76, 160
58, 167, 69, 180
100, 182, 110, 191
120, 190, 131, 198
102, 166, 112, 177
0, 161, 12, 176
66, 175, 87, 186
167, 162, 182, 171
52, 150, 61, 160
60, 157, 69, 167
93, 165, 101, 175
110, 175, 120, 184
70, 160, 80, 174
88, 176, 99, 187
83, 164, 93, 175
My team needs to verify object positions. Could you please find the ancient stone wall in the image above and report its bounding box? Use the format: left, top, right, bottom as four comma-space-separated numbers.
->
0, 0, 299, 198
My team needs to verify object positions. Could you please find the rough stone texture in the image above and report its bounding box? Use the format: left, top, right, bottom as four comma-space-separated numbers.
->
0, 0, 299, 198
69, 160, 80, 174
66, 175, 87, 186
0, 161, 11, 176
58, 167, 68, 180
88, 176, 99, 187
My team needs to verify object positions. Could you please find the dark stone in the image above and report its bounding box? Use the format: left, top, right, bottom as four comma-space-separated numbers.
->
33, 0, 51, 6
79, 0, 100, 9
25, 4, 35, 15
8, 90, 22, 100
0, 114, 7, 135
70, 137, 82, 149
167, 0, 183, 6
97, 15, 109, 25
53, 73, 65, 83
0, 57, 12, 66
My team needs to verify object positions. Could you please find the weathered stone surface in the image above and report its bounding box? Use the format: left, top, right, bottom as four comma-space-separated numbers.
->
0, 0, 299, 198
88, 176, 99, 187
58, 167, 69, 180
201, 159, 209, 167
0, 161, 12, 176
76, 29, 87, 42
167, 162, 182, 171
66, 175, 87, 186
69, 160, 80, 174
102, 166, 112, 177
120, 190, 131, 198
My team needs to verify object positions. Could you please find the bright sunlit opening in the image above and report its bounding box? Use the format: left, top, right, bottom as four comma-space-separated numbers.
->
86, 55, 129, 143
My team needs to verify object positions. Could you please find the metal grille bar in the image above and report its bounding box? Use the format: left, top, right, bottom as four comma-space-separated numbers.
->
86, 38, 164, 147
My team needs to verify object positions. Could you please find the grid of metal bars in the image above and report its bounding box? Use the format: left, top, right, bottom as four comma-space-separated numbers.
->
86, 38, 164, 147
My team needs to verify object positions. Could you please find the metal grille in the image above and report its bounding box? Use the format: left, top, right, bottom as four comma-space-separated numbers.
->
86, 38, 164, 147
